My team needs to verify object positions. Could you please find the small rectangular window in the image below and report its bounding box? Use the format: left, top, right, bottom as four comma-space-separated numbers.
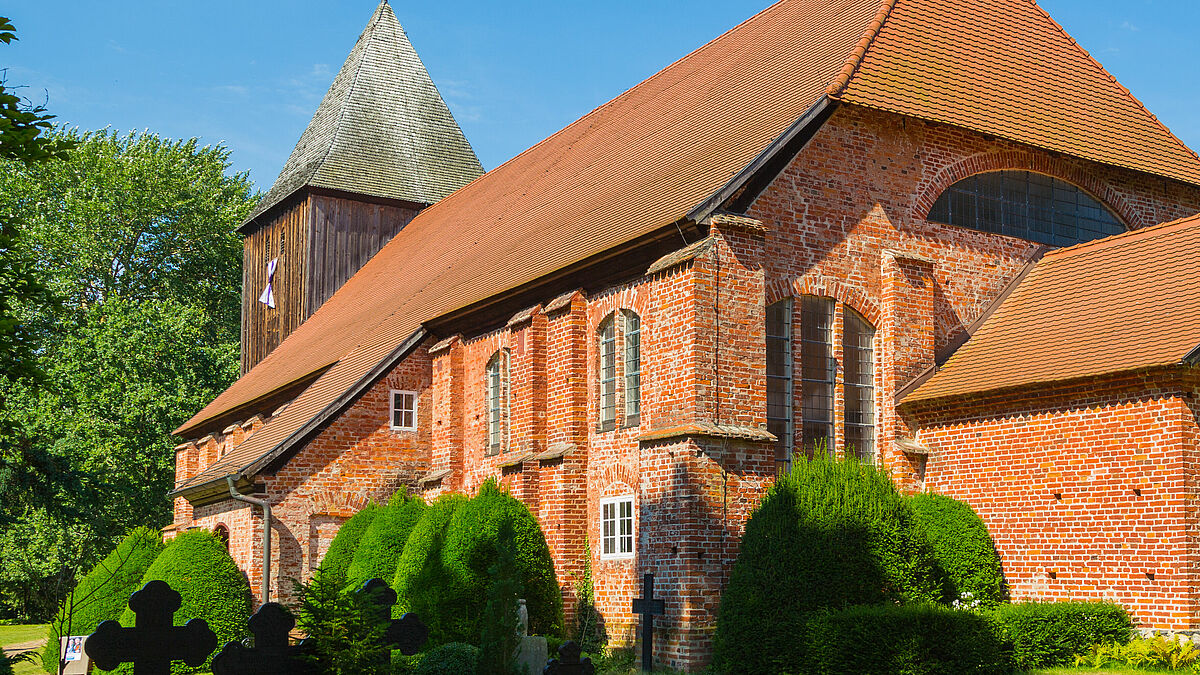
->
390, 390, 417, 430
600, 495, 634, 559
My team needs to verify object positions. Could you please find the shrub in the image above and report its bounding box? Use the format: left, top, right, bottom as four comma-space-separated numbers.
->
414, 643, 479, 675
1078, 635, 1200, 670
318, 504, 380, 581
910, 492, 1006, 609
42, 527, 164, 673
804, 603, 1012, 674
395, 482, 563, 646
346, 494, 426, 588
294, 570, 393, 675
987, 600, 1132, 669
392, 493, 470, 646
713, 456, 942, 673
478, 519, 521, 674
116, 530, 251, 674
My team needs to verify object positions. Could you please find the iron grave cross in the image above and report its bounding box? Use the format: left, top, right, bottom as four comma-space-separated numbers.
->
85, 580, 218, 675
630, 573, 665, 672
211, 602, 315, 675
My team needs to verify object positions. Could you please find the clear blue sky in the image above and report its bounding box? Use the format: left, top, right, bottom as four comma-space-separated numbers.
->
5, 1, 1198, 192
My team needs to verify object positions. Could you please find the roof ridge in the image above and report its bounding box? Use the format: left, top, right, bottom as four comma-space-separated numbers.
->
310, 2, 387, 188
415, 0, 799, 206
1043, 211, 1200, 259
1026, 0, 1200, 172
825, 0, 897, 97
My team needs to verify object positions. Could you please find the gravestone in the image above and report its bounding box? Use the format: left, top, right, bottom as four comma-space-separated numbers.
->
85, 580, 218, 675
543, 640, 595, 675
211, 602, 316, 675
514, 598, 548, 675
631, 573, 665, 672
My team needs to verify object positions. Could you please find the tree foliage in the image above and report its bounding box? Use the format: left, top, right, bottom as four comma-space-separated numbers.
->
42, 527, 163, 673
346, 495, 426, 589
0, 126, 254, 620
318, 504, 380, 581
295, 570, 394, 675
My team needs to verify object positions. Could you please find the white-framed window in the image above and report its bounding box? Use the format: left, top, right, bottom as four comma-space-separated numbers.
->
390, 390, 417, 430
600, 494, 635, 559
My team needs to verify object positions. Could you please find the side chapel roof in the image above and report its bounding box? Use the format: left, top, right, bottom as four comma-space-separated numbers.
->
904, 212, 1200, 404
242, 1, 484, 227
174, 0, 1200, 494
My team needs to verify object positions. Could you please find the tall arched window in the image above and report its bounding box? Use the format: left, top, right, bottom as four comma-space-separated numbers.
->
928, 170, 1124, 247
843, 308, 875, 462
486, 349, 510, 454
766, 295, 878, 471
597, 310, 642, 431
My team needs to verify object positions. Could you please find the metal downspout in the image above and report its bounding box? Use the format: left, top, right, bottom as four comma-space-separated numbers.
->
226, 476, 271, 603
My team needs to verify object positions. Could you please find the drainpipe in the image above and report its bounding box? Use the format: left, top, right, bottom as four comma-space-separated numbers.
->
227, 476, 271, 603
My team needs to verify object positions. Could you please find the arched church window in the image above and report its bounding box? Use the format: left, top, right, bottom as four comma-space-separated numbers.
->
842, 308, 875, 462
486, 349, 510, 455
767, 295, 878, 472
928, 170, 1124, 246
597, 310, 642, 431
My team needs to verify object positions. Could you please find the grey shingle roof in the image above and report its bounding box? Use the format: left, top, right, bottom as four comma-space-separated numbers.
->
244, 1, 484, 227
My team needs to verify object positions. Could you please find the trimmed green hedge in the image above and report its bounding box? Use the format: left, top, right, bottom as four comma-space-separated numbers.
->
346, 495, 426, 588
392, 493, 470, 646
318, 503, 380, 581
910, 492, 1007, 609
394, 482, 563, 646
42, 527, 164, 672
414, 642, 479, 675
987, 600, 1132, 669
804, 604, 1013, 675
117, 530, 251, 674
713, 456, 942, 673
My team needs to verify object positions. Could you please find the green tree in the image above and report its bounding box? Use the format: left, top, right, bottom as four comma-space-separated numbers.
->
0, 127, 254, 620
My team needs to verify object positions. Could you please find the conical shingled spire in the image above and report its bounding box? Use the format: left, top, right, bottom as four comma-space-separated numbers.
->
245, 1, 484, 226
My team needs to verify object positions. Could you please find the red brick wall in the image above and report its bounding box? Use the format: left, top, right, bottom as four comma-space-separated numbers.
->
174, 102, 1200, 669
907, 369, 1200, 630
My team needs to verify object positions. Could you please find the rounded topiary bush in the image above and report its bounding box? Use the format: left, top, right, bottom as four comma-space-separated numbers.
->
42, 527, 164, 673
414, 642, 479, 675
910, 492, 1007, 609
392, 493, 470, 646
346, 494, 426, 589
394, 482, 563, 646
116, 529, 251, 674
317, 503, 380, 581
713, 456, 942, 673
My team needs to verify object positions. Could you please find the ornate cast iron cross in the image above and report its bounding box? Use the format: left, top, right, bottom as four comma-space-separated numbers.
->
359, 578, 430, 656
211, 602, 315, 675
630, 573, 665, 672
85, 580, 218, 675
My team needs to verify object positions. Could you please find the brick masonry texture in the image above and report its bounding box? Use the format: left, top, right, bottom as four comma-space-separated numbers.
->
172, 104, 1200, 671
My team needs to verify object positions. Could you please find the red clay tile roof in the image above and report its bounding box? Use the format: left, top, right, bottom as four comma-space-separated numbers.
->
173, 0, 884, 479
832, 0, 1200, 187
905, 213, 1200, 404
176, 0, 1200, 491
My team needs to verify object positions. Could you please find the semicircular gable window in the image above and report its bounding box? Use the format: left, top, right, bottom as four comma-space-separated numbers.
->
929, 171, 1124, 247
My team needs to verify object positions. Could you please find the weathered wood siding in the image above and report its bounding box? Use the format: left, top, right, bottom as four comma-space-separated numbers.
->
242, 195, 311, 373
307, 194, 417, 314
241, 191, 419, 373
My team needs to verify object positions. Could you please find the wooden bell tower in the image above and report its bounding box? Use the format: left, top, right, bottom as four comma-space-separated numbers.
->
239, 0, 483, 373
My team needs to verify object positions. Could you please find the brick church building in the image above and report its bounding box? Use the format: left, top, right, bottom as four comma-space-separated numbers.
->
166, 0, 1200, 669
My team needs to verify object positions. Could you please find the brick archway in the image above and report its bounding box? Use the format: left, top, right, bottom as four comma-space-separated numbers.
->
765, 274, 882, 328
914, 151, 1140, 230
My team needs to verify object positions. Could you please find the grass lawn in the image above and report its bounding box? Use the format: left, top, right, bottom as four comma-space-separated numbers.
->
0, 623, 48, 675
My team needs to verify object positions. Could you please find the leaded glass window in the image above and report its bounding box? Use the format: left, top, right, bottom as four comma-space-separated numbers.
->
928, 171, 1124, 247
800, 296, 835, 455
599, 317, 617, 430
487, 350, 508, 454
843, 309, 875, 462
766, 299, 793, 472
624, 311, 641, 425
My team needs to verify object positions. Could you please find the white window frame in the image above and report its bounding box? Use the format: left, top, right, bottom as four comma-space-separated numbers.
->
389, 389, 418, 431
599, 494, 635, 560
